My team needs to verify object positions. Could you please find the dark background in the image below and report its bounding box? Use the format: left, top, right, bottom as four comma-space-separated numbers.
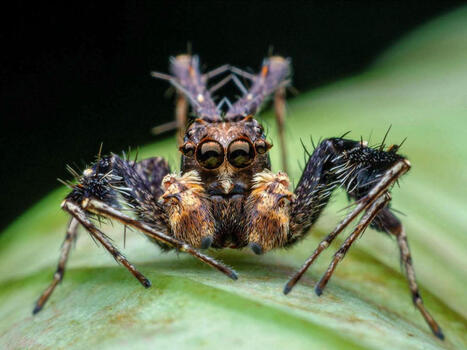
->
1, 1, 462, 231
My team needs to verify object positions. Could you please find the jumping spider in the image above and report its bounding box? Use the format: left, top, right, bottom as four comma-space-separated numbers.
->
34, 54, 443, 339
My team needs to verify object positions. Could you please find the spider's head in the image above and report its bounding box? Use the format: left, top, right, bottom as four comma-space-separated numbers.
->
179, 115, 272, 194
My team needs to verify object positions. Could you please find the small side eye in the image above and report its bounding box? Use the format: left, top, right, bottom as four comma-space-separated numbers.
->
180, 142, 195, 157
228, 139, 255, 168
196, 140, 224, 169
254, 139, 271, 154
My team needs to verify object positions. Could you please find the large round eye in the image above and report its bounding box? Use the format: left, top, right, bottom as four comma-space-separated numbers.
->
227, 139, 255, 168
254, 139, 271, 154
196, 140, 224, 169
179, 142, 195, 157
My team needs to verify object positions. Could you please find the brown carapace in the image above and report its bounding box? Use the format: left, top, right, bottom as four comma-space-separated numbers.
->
34, 54, 444, 340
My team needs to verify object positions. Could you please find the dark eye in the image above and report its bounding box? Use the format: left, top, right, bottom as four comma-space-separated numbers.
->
254, 139, 271, 154
228, 139, 255, 168
180, 142, 195, 157
196, 140, 224, 169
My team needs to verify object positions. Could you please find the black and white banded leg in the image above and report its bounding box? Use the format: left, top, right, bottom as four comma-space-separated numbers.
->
33, 218, 79, 314
33, 153, 237, 314
282, 137, 443, 339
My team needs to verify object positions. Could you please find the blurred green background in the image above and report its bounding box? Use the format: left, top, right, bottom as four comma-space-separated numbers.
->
1, 6, 466, 350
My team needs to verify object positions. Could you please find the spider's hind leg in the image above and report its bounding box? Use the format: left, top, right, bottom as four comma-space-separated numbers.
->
372, 208, 444, 339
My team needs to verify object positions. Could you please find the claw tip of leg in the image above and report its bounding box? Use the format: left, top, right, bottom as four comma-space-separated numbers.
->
143, 279, 152, 288
229, 271, 238, 281
283, 284, 292, 295
32, 305, 42, 315
249, 243, 263, 255
434, 328, 445, 341
315, 286, 323, 296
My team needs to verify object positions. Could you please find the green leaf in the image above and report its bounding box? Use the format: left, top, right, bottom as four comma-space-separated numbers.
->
1, 8, 466, 350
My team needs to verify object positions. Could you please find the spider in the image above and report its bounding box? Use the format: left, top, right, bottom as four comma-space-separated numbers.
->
33, 54, 443, 339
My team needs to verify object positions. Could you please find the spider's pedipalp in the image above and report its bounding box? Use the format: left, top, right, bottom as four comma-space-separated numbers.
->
245, 170, 294, 253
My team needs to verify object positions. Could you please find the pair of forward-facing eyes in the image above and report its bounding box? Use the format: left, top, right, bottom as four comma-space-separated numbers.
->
180, 138, 272, 169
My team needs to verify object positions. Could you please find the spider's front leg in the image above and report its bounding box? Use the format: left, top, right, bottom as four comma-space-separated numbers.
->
33, 154, 168, 313
34, 155, 236, 314
282, 138, 444, 339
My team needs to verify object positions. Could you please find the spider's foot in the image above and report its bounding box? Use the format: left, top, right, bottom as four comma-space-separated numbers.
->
32, 303, 43, 315
141, 278, 152, 288
433, 327, 445, 341
249, 242, 263, 255
314, 285, 323, 296
228, 270, 239, 281
283, 283, 293, 295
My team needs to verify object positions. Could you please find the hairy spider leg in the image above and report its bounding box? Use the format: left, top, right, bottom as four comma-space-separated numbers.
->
282, 137, 443, 339
209, 74, 233, 94
108, 156, 237, 278
274, 86, 287, 172
285, 154, 410, 293
373, 208, 445, 339
175, 92, 188, 146
203, 63, 231, 81
151, 55, 222, 122
33, 218, 79, 314
151, 56, 232, 143
314, 192, 391, 295
83, 198, 237, 280
33, 153, 236, 314
230, 66, 256, 81
63, 200, 151, 286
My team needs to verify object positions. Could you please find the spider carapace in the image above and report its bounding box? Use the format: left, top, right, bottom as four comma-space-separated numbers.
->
34, 54, 444, 339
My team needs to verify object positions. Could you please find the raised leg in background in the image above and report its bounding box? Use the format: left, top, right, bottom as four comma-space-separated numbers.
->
274, 87, 288, 172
